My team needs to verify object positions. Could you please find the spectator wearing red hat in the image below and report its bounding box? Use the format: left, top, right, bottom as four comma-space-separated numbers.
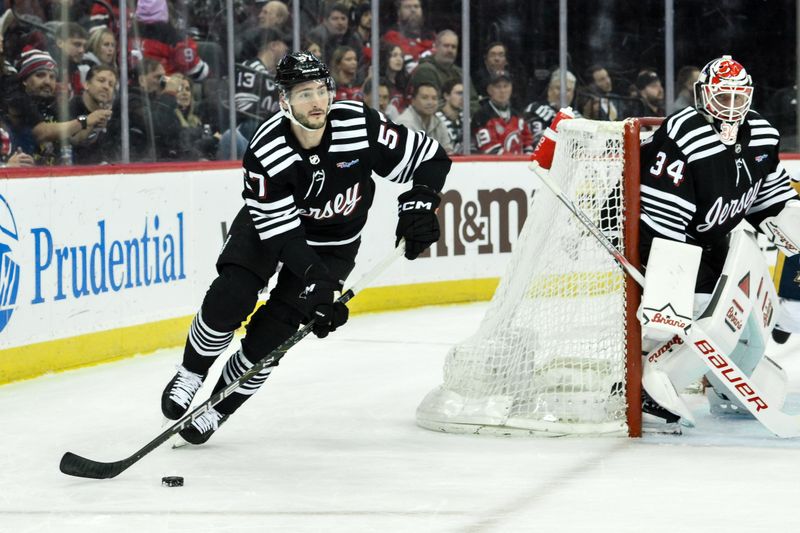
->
8, 48, 111, 165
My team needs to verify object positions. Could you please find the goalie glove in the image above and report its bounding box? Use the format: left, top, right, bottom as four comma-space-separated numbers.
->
395, 186, 441, 260
759, 200, 800, 257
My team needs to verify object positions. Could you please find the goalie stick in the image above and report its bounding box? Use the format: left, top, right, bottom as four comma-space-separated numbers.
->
59, 241, 407, 479
530, 162, 800, 438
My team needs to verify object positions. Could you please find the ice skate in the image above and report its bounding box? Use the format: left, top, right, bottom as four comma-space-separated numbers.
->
641, 389, 682, 435
176, 407, 229, 445
161, 365, 206, 420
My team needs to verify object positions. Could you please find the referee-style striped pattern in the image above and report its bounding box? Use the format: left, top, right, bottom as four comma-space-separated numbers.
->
640, 184, 696, 242
748, 162, 798, 215
188, 309, 235, 358
666, 108, 725, 163
221, 349, 273, 396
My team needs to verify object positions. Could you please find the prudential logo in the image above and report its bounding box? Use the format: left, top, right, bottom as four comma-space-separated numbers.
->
0, 194, 20, 333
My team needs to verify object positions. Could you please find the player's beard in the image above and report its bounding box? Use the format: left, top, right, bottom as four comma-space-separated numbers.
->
293, 106, 327, 130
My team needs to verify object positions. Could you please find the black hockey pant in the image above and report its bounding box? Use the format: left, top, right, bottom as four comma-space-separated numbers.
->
180, 244, 358, 415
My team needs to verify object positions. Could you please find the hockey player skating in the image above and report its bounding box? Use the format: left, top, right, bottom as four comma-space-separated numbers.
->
161, 52, 451, 445
636, 55, 800, 430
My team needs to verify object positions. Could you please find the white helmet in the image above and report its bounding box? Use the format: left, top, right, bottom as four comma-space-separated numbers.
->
694, 55, 753, 124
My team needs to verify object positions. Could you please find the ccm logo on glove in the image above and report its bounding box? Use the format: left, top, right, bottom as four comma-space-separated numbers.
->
399, 199, 436, 212
395, 186, 442, 260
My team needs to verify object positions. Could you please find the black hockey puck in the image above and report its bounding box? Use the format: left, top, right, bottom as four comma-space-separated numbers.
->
161, 476, 184, 487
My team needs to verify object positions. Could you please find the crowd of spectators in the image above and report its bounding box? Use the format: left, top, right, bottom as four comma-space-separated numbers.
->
0, 0, 789, 168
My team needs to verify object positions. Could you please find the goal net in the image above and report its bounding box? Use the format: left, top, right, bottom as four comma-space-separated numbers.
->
417, 118, 648, 437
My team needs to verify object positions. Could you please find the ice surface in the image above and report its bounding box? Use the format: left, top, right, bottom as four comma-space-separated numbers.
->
2, 303, 799, 532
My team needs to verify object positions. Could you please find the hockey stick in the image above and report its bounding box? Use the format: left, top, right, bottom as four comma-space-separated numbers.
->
530, 163, 800, 438
59, 242, 407, 479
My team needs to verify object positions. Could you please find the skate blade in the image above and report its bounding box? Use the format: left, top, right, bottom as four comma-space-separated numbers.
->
171, 434, 191, 449
642, 422, 683, 435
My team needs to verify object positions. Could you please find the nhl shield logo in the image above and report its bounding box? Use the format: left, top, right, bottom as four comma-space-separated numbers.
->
0, 194, 20, 333
309, 155, 320, 165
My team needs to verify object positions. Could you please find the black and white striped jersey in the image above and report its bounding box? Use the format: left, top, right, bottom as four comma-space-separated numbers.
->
234, 59, 280, 120
639, 106, 799, 259
240, 99, 450, 265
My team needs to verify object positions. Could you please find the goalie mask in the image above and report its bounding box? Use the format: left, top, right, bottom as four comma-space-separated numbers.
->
275, 52, 336, 131
694, 55, 753, 126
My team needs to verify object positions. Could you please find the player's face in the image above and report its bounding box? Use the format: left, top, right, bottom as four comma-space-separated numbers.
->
488, 80, 512, 106
98, 33, 117, 64
288, 81, 330, 129
86, 70, 117, 105
23, 69, 57, 98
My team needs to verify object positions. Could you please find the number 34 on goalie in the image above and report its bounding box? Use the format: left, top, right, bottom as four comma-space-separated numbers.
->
649, 151, 686, 186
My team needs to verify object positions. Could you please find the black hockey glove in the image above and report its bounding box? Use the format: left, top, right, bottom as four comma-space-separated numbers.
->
301, 262, 349, 339
395, 186, 441, 260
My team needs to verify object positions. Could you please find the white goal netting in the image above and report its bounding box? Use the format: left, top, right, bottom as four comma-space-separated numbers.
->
417, 119, 638, 436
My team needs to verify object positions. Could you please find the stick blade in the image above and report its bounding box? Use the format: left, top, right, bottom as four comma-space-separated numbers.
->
59, 452, 126, 479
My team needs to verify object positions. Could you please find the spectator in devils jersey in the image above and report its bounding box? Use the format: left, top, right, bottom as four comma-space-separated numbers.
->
55, 22, 88, 98
331, 46, 363, 102
382, 0, 434, 73
132, 0, 211, 82
69, 64, 118, 164
396, 82, 453, 153
524, 69, 577, 145
473, 70, 533, 155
